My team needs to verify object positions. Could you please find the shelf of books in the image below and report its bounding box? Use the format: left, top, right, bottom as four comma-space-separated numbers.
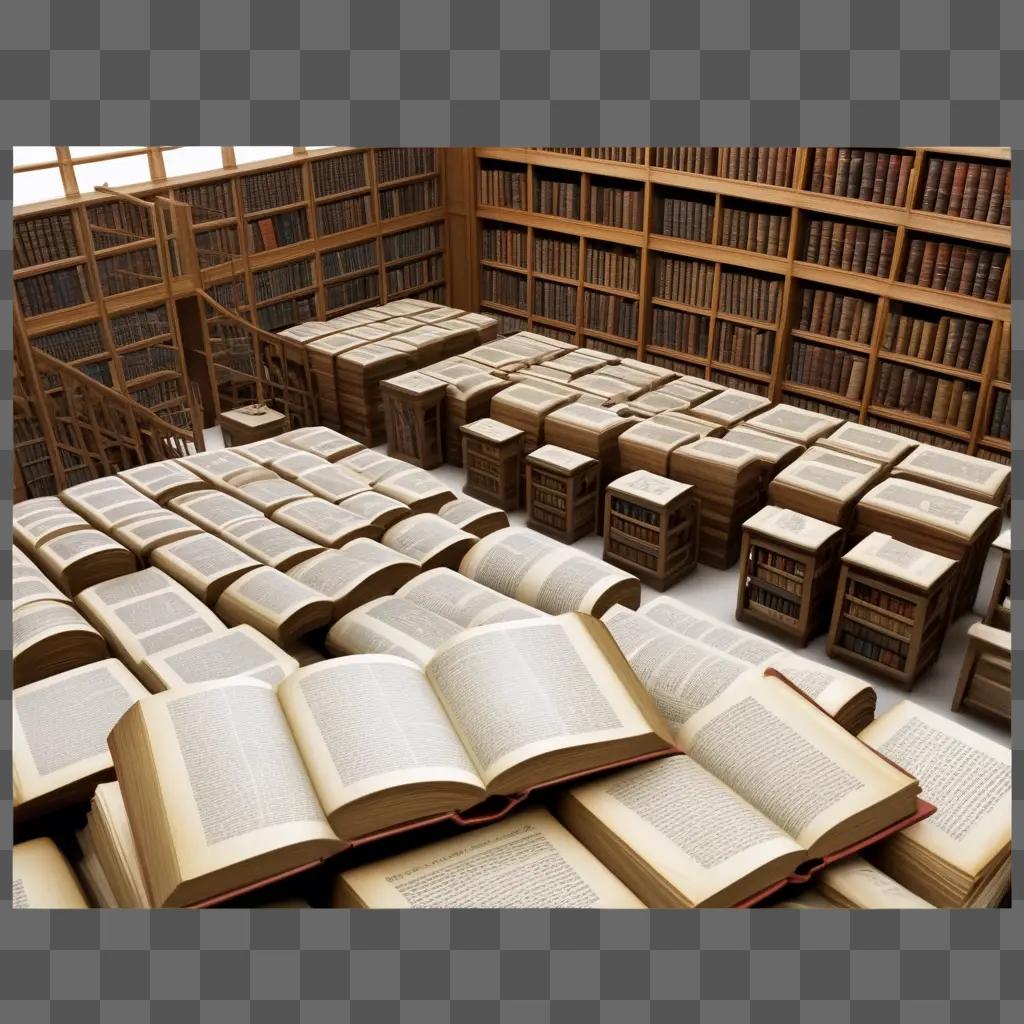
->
468, 147, 1010, 456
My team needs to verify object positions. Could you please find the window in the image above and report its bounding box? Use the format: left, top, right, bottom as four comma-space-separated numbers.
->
234, 146, 296, 164
13, 167, 65, 206
162, 147, 225, 177
74, 153, 153, 194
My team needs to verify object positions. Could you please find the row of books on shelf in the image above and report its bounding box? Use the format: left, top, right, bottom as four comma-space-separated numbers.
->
256, 294, 318, 332
535, 233, 579, 278
326, 273, 381, 312
378, 179, 441, 220
586, 182, 644, 231
253, 259, 314, 304
583, 293, 638, 340
720, 204, 791, 257
715, 322, 774, 375
995, 327, 1010, 382
14, 212, 79, 269
650, 308, 709, 358
177, 181, 234, 222
481, 225, 527, 268
96, 247, 163, 297
919, 154, 1010, 224
718, 146, 797, 187
383, 223, 443, 262
88, 201, 152, 250
535, 176, 581, 218
120, 344, 178, 382
653, 255, 714, 308
653, 193, 713, 242
798, 286, 876, 345
719, 269, 781, 323
881, 310, 991, 373
902, 238, 1006, 300
321, 240, 377, 280
809, 149, 913, 207
16, 266, 90, 316
478, 164, 525, 208
481, 267, 528, 311
788, 340, 867, 400
31, 323, 105, 363
248, 210, 310, 253
988, 390, 1011, 440
375, 147, 436, 183
311, 151, 367, 196
650, 147, 716, 173
385, 254, 444, 293
584, 244, 640, 292
194, 225, 239, 267
804, 217, 895, 277
874, 364, 978, 429
317, 194, 372, 235
240, 167, 303, 213
533, 280, 577, 324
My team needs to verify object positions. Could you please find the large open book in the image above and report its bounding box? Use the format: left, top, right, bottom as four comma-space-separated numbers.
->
380, 512, 478, 571
555, 669, 923, 907
149, 532, 263, 604
334, 808, 644, 909
13, 659, 149, 821
214, 565, 333, 645
13, 599, 107, 687
13, 497, 90, 551
34, 527, 136, 595
459, 526, 641, 616
108, 614, 674, 907
13, 837, 90, 909
859, 702, 1010, 907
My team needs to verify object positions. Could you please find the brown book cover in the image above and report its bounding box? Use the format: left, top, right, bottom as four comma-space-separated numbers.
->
956, 389, 977, 430
918, 240, 939, 287
894, 154, 913, 206
859, 150, 878, 201
945, 244, 966, 293
971, 248, 993, 298
903, 238, 924, 282
852, 225, 869, 272
955, 320, 978, 370
810, 149, 826, 191
919, 156, 941, 211
835, 149, 851, 195
805, 218, 822, 261
967, 323, 989, 374
907, 319, 925, 359
828, 221, 846, 268
946, 379, 966, 424
940, 318, 961, 366
847, 150, 864, 198
847, 357, 867, 399
864, 226, 883, 276
931, 241, 953, 290
960, 162, 981, 220
972, 163, 995, 220
877, 229, 895, 276
947, 160, 969, 217
822, 149, 839, 192
931, 378, 953, 423
985, 251, 1006, 300
934, 159, 955, 213
920, 374, 939, 418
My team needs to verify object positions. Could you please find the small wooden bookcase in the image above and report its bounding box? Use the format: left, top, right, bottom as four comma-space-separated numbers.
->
951, 622, 1010, 726
826, 532, 956, 689
737, 505, 843, 646
460, 417, 526, 511
526, 444, 599, 543
381, 371, 449, 470
983, 528, 1010, 630
218, 404, 287, 446
603, 471, 699, 589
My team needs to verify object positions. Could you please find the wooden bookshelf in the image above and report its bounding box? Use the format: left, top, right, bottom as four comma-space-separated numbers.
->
455, 147, 1010, 458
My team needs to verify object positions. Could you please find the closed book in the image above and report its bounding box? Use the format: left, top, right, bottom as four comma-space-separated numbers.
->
960, 163, 981, 220
945, 245, 966, 292
920, 375, 938, 418
931, 241, 953, 290
835, 149, 851, 195
957, 390, 977, 430
986, 167, 1007, 223
918, 240, 938, 288
955, 321, 977, 370
971, 249, 992, 298
847, 358, 866, 399
947, 380, 966, 424
973, 164, 995, 220
894, 155, 913, 206
903, 238, 924, 282
967, 324, 989, 374
864, 227, 883, 276
811, 149, 826, 191
859, 150, 878, 201
947, 161, 969, 217
934, 159, 955, 213
985, 252, 1006, 301
920, 157, 941, 211
847, 150, 864, 197
931, 378, 953, 423
823, 149, 839, 192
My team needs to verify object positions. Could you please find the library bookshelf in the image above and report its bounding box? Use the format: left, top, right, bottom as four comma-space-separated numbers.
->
456, 147, 1011, 463
13, 148, 451, 451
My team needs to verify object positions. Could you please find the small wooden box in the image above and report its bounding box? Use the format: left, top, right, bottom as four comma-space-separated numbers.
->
526, 445, 600, 543
951, 622, 1010, 726
603, 471, 700, 590
461, 418, 525, 512
218, 404, 287, 446
826, 532, 956, 689
984, 528, 1010, 630
737, 505, 843, 646
381, 371, 449, 469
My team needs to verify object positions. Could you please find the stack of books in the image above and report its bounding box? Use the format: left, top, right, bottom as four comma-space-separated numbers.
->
335, 342, 415, 444
689, 388, 772, 429
490, 383, 577, 453
815, 421, 917, 468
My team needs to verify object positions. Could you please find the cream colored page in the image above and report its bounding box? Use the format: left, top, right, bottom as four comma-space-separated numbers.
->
278, 656, 483, 816
329, 597, 461, 667
764, 653, 870, 720
518, 546, 634, 615
640, 598, 784, 665
458, 527, 553, 597
815, 856, 934, 909
382, 515, 470, 562
398, 569, 540, 628
138, 680, 338, 885
12, 838, 89, 909
339, 808, 644, 908
564, 756, 803, 906
13, 601, 98, 658
92, 782, 152, 907
864, 480, 994, 537
225, 568, 320, 617
154, 534, 259, 583
859, 702, 1010, 875
425, 615, 651, 785
678, 675, 913, 852
844, 533, 953, 589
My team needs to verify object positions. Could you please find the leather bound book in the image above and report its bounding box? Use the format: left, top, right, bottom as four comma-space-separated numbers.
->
903, 238, 924, 282
828, 221, 846, 268
972, 164, 995, 221
971, 249, 993, 298
847, 150, 864, 197
920, 375, 938, 419
944, 244, 966, 293
864, 226, 883, 276
985, 251, 1006, 301
967, 323, 989, 375
835, 149, 851, 195
934, 159, 955, 213
859, 150, 878, 201
852, 225, 869, 272
918, 240, 939, 288
919, 157, 941, 211
894, 154, 913, 206
955, 320, 978, 370
940, 318, 961, 366
931, 241, 953, 290
822, 148, 839, 192
947, 160, 969, 217
811, 149, 826, 191
960, 162, 981, 220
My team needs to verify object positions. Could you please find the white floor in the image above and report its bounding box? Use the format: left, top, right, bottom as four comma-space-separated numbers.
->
205, 424, 1010, 746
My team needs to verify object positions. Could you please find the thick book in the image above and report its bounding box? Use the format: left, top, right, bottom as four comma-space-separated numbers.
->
108, 614, 675, 907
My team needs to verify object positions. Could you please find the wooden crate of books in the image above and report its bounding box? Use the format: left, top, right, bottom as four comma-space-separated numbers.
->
826, 532, 956, 688
218, 404, 287, 446
618, 419, 699, 476
381, 371, 449, 470
737, 505, 843, 646
526, 445, 600, 543
891, 445, 1011, 509
420, 360, 510, 465
722, 427, 805, 480
461, 418, 525, 511
984, 528, 1010, 630
541, 402, 635, 498
768, 446, 885, 532
854, 478, 1002, 619
489, 382, 576, 453
951, 622, 1010, 726
668, 437, 764, 568
603, 471, 699, 589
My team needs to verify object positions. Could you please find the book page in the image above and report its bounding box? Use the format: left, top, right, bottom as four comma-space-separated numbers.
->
860, 479, 996, 538
677, 673, 916, 855
114, 680, 339, 903
219, 566, 324, 619
288, 541, 418, 598
763, 653, 872, 722
376, 469, 454, 505
381, 514, 474, 564
438, 496, 508, 530
12, 838, 89, 909
335, 808, 644, 908
39, 528, 129, 570
397, 568, 542, 628
222, 519, 321, 564
143, 626, 299, 690
328, 596, 462, 667
843, 532, 955, 589
424, 615, 663, 786
13, 660, 148, 807
13, 600, 102, 659
13, 559, 69, 610
859, 702, 1010, 876
458, 526, 554, 597
559, 756, 804, 907
640, 597, 784, 665
278, 656, 483, 821
899, 446, 1007, 491
815, 855, 934, 909
151, 533, 261, 593
171, 490, 262, 531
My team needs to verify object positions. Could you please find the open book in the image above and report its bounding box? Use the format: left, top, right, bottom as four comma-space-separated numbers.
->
334, 807, 644, 909
555, 669, 923, 908
108, 614, 674, 907
119, 461, 206, 503
607, 602, 876, 733
859, 702, 1010, 907
278, 425, 364, 462
13, 497, 91, 550
77, 782, 152, 909
12, 837, 90, 909
459, 526, 641, 617
14, 659, 149, 822
13, 599, 107, 688
110, 509, 201, 558
150, 532, 263, 604
380, 513, 478, 571
214, 565, 333, 645
34, 527, 136, 595
13, 548, 72, 612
